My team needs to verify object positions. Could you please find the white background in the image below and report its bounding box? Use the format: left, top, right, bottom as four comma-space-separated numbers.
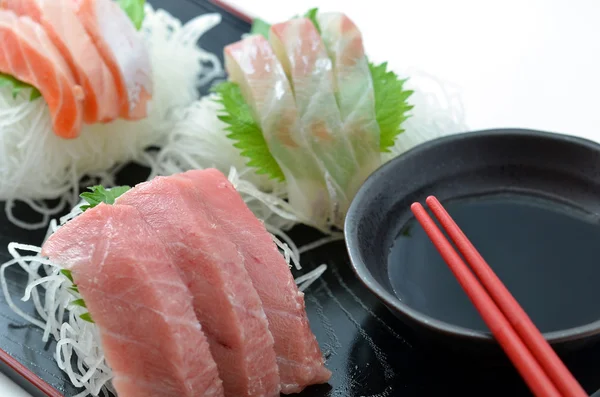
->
2, 0, 599, 395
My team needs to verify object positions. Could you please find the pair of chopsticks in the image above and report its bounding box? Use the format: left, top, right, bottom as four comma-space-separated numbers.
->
411, 196, 588, 397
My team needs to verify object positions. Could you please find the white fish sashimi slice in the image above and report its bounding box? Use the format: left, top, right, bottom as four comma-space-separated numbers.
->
317, 12, 382, 197
70, 0, 153, 121
224, 34, 332, 229
269, 18, 362, 227
0, 10, 84, 139
1, 0, 121, 124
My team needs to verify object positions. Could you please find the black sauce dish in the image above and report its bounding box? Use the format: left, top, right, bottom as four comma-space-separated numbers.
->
345, 128, 600, 356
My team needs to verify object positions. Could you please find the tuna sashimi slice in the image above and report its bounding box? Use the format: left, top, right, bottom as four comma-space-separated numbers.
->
70, 0, 152, 120
182, 168, 331, 394
317, 12, 382, 197
117, 176, 281, 397
41, 203, 224, 397
224, 35, 331, 230
1, 0, 120, 124
270, 18, 363, 226
0, 10, 83, 138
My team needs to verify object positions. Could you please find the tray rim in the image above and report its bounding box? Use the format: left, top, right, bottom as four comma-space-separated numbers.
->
0, 347, 58, 397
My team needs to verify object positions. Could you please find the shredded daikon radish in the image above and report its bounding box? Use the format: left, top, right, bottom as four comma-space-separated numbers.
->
298, 234, 344, 255
0, 190, 323, 396
385, 69, 467, 160
269, 228, 301, 270
1, 5, 223, 230
295, 264, 328, 292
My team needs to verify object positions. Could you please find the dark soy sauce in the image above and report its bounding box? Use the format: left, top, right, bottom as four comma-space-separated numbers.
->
388, 193, 600, 333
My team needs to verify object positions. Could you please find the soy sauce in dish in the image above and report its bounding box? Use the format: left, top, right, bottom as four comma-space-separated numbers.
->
388, 193, 600, 333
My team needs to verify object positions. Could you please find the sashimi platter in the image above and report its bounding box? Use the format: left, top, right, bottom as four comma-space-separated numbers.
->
0, 0, 474, 396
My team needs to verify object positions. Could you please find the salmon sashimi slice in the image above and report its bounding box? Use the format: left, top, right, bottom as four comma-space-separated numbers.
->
1, 0, 120, 124
70, 0, 152, 120
41, 204, 224, 397
182, 169, 331, 394
270, 18, 362, 226
117, 176, 281, 397
0, 10, 83, 138
317, 12, 382, 198
224, 35, 332, 229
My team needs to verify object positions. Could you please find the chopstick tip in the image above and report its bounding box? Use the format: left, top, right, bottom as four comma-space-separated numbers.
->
410, 202, 424, 214
426, 196, 439, 205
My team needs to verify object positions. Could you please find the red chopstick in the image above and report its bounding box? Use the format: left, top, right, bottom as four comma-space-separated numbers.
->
411, 196, 587, 397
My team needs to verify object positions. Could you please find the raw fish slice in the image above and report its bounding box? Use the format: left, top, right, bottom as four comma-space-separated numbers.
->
317, 12, 381, 196
270, 18, 361, 225
182, 169, 331, 395
0, 10, 83, 138
42, 204, 224, 397
1, 0, 120, 123
70, 0, 152, 120
117, 176, 281, 397
224, 35, 331, 229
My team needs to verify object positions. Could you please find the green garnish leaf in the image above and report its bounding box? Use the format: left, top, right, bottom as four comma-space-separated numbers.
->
304, 8, 321, 33
80, 185, 131, 211
250, 18, 271, 39
71, 299, 87, 309
250, 7, 321, 38
212, 81, 285, 181
60, 269, 74, 283
117, 0, 146, 30
79, 313, 94, 323
369, 61, 414, 152
30, 89, 42, 101
0, 73, 41, 101
61, 272, 89, 317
